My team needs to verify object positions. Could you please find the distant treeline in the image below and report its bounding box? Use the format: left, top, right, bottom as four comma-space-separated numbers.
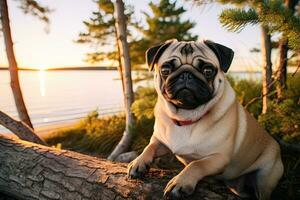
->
0, 66, 118, 71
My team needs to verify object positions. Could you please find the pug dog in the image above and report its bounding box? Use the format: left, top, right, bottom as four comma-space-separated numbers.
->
128, 39, 283, 200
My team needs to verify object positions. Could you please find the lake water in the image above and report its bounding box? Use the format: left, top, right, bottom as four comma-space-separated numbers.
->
0, 70, 261, 133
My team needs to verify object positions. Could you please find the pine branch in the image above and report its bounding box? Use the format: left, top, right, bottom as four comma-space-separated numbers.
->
219, 8, 259, 32
18, 0, 52, 23
257, 0, 300, 51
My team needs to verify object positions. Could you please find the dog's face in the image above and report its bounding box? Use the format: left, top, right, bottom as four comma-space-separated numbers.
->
146, 39, 234, 110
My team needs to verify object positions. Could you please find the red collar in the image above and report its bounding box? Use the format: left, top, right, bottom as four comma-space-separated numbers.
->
171, 112, 209, 126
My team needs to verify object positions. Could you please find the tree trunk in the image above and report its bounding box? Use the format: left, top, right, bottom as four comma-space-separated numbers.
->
108, 0, 134, 161
276, 0, 298, 99
0, 135, 239, 200
0, 111, 46, 145
276, 38, 288, 99
115, 28, 125, 95
0, 0, 33, 128
260, 26, 273, 114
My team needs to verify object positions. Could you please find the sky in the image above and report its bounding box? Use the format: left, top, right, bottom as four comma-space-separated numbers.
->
0, 0, 262, 71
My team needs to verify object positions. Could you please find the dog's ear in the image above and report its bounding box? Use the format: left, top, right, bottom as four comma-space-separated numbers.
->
146, 40, 175, 71
204, 40, 234, 73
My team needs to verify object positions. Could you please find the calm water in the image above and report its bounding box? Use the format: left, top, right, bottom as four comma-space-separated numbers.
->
0, 70, 125, 133
0, 70, 261, 133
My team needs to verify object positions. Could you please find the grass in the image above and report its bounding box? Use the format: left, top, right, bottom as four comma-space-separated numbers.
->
45, 111, 125, 156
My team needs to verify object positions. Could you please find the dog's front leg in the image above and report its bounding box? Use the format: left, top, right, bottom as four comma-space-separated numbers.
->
164, 153, 229, 199
128, 135, 170, 178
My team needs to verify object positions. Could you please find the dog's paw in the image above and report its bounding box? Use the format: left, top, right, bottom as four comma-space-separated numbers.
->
163, 173, 197, 199
127, 156, 151, 179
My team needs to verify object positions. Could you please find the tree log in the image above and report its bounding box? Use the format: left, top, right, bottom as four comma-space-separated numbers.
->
0, 111, 46, 145
0, 135, 239, 200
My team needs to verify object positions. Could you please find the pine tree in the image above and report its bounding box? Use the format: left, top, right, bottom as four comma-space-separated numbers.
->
76, 1, 117, 63
141, 0, 198, 46
129, 0, 198, 71
218, 0, 300, 111
76, 0, 140, 67
219, 0, 300, 50
216, 1, 272, 113
275, 0, 298, 99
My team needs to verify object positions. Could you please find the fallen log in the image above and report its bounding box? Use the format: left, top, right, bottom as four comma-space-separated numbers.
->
0, 135, 239, 200
0, 111, 46, 145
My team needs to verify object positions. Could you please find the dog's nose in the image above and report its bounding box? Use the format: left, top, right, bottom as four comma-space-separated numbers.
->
179, 72, 193, 80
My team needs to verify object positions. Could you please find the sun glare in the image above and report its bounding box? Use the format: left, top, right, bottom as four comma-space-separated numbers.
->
38, 68, 46, 97
39, 66, 47, 70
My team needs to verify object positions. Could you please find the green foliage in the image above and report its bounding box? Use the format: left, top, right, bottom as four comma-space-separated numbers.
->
130, 86, 157, 153
132, 0, 198, 67
131, 86, 157, 120
259, 99, 300, 143
76, 0, 140, 64
284, 74, 300, 101
45, 110, 156, 156
218, 0, 300, 51
18, 0, 51, 23
142, 0, 198, 44
258, 0, 300, 50
227, 75, 262, 117
219, 8, 259, 32
77, 0, 197, 68
130, 117, 155, 154
46, 111, 125, 155
259, 74, 300, 143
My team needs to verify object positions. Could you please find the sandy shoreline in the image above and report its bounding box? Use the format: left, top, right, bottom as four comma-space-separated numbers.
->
0, 121, 78, 140
35, 121, 77, 139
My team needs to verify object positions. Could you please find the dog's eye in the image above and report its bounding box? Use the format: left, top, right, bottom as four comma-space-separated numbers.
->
161, 64, 173, 76
203, 65, 215, 79
196, 59, 205, 69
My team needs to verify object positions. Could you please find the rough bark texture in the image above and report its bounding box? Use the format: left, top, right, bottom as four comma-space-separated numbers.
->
0, 135, 239, 200
0, 0, 33, 128
276, 39, 288, 99
108, 0, 135, 161
0, 111, 46, 145
114, 29, 125, 96
260, 26, 273, 114
276, 0, 298, 99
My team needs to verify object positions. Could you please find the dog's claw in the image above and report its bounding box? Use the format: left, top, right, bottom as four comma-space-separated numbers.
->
128, 166, 142, 179
164, 186, 182, 199
164, 185, 180, 200
127, 157, 150, 179
163, 174, 196, 199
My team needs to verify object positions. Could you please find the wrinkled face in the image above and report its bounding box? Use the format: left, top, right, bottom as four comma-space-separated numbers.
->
147, 40, 234, 110
159, 44, 218, 109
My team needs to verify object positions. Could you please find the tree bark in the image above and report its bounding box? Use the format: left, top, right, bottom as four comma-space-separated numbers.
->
276, 38, 288, 99
260, 26, 273, 114
0, 135, 239, 200
0, 0, 33, 128
0, 111, 46, 145
108, 0, 134, 161
115, 31, 125, 96
276, 0, 298, 99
